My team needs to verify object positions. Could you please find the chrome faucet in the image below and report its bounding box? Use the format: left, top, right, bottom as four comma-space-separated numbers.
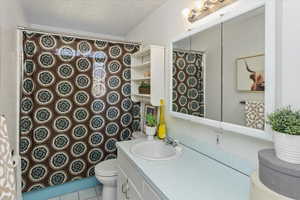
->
164, 136, 179, 147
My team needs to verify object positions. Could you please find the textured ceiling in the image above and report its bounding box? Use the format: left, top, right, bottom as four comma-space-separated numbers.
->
19, 0, 169, 37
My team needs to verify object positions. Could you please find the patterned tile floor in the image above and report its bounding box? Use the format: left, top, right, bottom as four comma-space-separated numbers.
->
48, 185, 102, 200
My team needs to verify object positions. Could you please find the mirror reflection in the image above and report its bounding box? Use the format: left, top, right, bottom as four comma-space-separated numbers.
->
172, 24, 222, 121
222, 7, 265, 130
172, 7, 265, 130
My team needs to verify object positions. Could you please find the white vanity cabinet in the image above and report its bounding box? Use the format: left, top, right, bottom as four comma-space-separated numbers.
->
117, 149, 163, 200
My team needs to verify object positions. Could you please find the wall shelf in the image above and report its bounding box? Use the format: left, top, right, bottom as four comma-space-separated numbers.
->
131, 62, 151, 69
131, 45, 164, 106
131, 77, 151, 81
132, 48, 151, 58
133, 94, 151, 98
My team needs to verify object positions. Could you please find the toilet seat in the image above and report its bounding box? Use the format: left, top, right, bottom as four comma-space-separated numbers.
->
95, 159, 118, 177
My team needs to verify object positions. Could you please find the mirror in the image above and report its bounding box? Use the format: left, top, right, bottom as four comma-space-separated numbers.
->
172, 6, 267, 131
222, 7, 265, 130
172, 24, 222, 121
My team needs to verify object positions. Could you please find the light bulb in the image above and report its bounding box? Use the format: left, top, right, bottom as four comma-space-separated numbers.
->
181, 8, 191, 18
194, 0, 204, 9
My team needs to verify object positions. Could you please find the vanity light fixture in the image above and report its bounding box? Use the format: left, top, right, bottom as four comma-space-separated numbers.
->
181, 8, 191, 19
182, 0, 237, 23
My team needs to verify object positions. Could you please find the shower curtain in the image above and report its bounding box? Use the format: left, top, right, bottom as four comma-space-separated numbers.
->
20, 31, 140, 192
172, 50, 204, 117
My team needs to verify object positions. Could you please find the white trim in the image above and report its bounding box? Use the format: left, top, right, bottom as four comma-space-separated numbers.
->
170, 111, 221, 128
170, 0, 276, 142
16, 29, 23, 200
221, 122, 272, 141
169, 43, 174, 116
202, 53, 207, 118
264, 0, 276, 134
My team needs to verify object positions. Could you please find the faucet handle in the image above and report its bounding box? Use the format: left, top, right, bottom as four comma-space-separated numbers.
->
164, 136, 179, 147
164, 136, 173, 143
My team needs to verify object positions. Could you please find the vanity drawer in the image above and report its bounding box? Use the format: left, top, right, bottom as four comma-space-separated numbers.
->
117, 149, 144, 193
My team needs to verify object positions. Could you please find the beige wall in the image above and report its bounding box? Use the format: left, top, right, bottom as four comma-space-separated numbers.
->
126, 0, 286, 167
281, 0, 300, 108
0, 1, 28, 198
0, 0, 28, 151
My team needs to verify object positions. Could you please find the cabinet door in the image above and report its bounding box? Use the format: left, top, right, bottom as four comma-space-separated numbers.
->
118, 167, 142, 200
127, 178, 142, 200
118, 167, 128, 200
143, 182, 162, 200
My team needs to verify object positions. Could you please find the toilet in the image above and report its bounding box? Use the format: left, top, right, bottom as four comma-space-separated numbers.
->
95, 159, 118, 200
95, 132, 145, 200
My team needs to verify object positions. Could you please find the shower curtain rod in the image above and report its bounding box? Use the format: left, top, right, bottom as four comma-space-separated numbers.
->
173, 48, 205, 54
17, 26, 142, 45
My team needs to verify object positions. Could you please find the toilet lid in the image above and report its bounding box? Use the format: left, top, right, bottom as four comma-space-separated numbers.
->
95, 159, 118, 177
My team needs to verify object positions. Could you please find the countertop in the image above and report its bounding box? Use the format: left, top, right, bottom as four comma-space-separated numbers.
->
117, 139, 250, 200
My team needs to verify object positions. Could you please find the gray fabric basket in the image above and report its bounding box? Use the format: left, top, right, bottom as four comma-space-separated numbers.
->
258, 149, 300, 200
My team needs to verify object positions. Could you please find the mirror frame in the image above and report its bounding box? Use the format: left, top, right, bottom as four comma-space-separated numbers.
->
169, 0, 277, 141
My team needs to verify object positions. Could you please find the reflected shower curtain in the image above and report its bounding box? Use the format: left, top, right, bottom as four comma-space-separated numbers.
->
172, 50, 204, 117
20, 31, 140, 192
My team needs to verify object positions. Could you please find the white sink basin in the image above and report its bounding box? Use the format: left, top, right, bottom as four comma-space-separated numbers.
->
130, 140, 182, 161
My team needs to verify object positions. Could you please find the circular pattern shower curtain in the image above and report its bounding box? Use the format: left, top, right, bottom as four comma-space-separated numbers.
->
20, 31, 140, 192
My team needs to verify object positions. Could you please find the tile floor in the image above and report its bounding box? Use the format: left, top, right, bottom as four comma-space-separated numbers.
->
48, 185, 102, 200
